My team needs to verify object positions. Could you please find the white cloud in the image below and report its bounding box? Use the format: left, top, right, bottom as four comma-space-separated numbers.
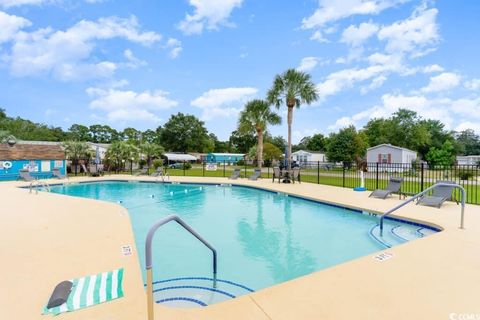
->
465, 79, 480, 91
123, 49, 146, 68
0, 0, 49, 8
341, 22, 379, 47
421, 72, 461, 93
422, 64, 443, 73
302, 0, 408, 29
0, 11, 31, 43
297, 57, 321, 72
87, 86, 178, 122
177, 0, 243, 35
377, 5, 439, 55
191, 87, 257, 120
6, 16, 160, 80
164, 38, 182, 59
450, 98, 480, 119
455, 121, 480, 133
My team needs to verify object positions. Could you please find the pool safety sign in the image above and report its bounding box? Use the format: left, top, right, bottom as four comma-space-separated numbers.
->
373, 252, 394, 262
121, 245, 133, 256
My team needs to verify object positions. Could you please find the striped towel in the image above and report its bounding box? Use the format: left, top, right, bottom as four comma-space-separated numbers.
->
43, 268, 124, 316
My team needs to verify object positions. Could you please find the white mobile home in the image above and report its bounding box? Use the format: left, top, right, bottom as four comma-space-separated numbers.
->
456, 155, 480, 166
292, 150, 327, 164
367, 144, 417, 164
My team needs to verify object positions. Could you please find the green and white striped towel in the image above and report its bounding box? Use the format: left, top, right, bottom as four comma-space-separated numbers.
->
43, 268, 124, 316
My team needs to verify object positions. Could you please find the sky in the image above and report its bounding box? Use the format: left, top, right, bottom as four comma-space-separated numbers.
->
0, 0, 479, 143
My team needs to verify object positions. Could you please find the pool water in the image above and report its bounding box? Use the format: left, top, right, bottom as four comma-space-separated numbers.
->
49, 181, 438, 308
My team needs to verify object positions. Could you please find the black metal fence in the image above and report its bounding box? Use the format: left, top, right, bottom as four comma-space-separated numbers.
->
159, 161, 480, 205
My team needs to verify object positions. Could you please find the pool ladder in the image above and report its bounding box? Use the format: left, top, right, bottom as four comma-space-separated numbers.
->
29, 180, 51, 194
145, 214, 217, 320
379, 182, 466, 235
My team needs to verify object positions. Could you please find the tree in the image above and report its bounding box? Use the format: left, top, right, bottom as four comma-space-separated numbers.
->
142, 129, 159, 144
67, 124, 90, 141
238, 100, 281, 168
160, 113, 211, 152
248, 142, 282, 167
140, 142, 164, 173
425, 140, 456, 166
266, 135, 287, 152
105, 141, 140, 172
62, 141, 92, 175
295, 133, 326, 151
229, 130, 256, 153
326, 126, 367, 163
267, 69, 319, 170
209, 133, 229, 152
456, 129, 480, 156
0, 131, 16, 144
121, 127, 142, 144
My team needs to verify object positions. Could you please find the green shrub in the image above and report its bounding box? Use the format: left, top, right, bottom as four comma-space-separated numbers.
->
152, 159, 164, 169
138, 159, 147, 168
183, 162, 192, 170
236, 160, 245, 166
457, 169, 474, 180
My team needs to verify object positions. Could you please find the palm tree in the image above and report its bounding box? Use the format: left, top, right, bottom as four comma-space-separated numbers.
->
140, 142, 164, 173
238, 100, 281, 168
267, 69, 319, 171
105, 141, 140, 172
62, 141, 92, 176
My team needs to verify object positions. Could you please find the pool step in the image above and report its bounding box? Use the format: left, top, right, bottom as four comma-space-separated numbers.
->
369, 223, 437, 248
151, 277, 254, 308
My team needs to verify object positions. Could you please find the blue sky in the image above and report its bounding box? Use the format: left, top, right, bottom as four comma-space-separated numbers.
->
1, 0, 479, 142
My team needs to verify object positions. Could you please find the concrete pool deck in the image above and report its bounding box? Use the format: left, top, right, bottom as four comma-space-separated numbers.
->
1, 175, 479, 319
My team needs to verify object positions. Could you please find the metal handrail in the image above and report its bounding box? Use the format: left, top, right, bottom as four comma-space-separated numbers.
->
145, 214, 217, 320
29, 180, 51, 194
379, 182, 466, 235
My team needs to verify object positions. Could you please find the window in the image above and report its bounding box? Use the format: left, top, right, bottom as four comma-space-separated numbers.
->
380, 153, 390, 164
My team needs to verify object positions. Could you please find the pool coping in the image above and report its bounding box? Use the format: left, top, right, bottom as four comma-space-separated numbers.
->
2, 175, 480, 320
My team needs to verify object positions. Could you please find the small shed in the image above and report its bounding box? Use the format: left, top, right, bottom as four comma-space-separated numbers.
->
206, 153, 245, 164
292, 150, 327, 164
367, 144, 417, 164
0, 143, 66, 180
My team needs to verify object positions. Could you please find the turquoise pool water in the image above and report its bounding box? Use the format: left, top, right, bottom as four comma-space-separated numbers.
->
49, 181, 438, 308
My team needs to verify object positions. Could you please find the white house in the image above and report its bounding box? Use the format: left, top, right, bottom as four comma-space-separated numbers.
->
87, 142, 110, 161
292, 150, 327, 164
367, 144, 417, 164
456, 155, 480, 165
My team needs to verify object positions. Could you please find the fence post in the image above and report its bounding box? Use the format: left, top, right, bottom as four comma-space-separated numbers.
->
342, 163, 346, 188
244, 160, 247, 178
223, 160, 226, 177
376, 162, 379, 189
420, 162, 425, 191
317, 161, 320, 184
202, 161, 205, 177
183, 160, 186, 176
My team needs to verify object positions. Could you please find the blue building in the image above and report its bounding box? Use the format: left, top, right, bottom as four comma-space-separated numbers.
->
0, 142, 66, 181
205, 153, 245, 164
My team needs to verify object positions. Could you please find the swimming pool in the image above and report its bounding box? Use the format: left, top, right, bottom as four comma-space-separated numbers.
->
49, 181, 439, 308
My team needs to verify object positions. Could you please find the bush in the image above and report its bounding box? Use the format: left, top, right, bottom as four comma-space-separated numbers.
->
152, 159, 163, 169
138, 159, 147, 168
236, 160, 245, 166
183, 162, 192, 170
457, 169, 474, 181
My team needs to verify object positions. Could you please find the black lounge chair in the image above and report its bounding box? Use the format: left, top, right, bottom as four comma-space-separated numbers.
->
291, 167, 301, 184
417, 181, 456, 208
249, 169, 261, 181
52, 168, 66, 179
369, 177, 403, 199
19, 169, 35, 181
272, 167, 281, 183
229, 168, 241, 180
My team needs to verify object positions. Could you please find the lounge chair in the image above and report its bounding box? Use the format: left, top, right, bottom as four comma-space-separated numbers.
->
229, 168, 241, 180
291, 167, 301, 184
369, 177, 403, 199
272, 167, 281, 183
249, 169, 261, 181
52, 168, 66, 179
19, 169, 35, 181
150, 167, 163, 177
417, 181, 456, 208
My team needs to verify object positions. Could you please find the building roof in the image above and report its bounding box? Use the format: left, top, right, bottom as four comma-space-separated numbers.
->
367, 144, 416, 153
163, 153, 197, 161
208, 153, 245, 157
0, 143, 65, 160
292, 150, 325, 154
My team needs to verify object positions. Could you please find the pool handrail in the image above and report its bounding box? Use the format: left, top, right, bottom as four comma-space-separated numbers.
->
379, 182, 466, 236
145, 214, 217, 320
29, 180, 51, 194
